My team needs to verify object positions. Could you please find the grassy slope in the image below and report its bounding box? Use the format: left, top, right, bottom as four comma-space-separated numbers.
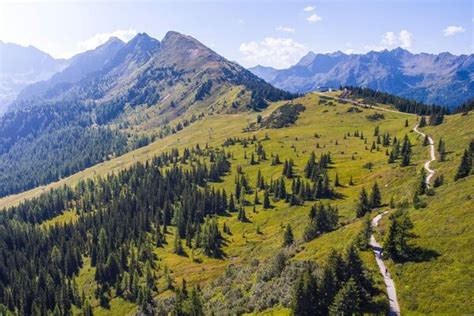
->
1, 92, 473, 314
381, 112, 474, 314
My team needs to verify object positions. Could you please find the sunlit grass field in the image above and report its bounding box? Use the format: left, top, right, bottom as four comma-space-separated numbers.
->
2, 92, 473, 314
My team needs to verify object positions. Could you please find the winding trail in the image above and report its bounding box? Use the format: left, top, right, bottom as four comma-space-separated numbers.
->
413, 125, 436, 186
315, 91, 440, 315
370, 212, 401, 315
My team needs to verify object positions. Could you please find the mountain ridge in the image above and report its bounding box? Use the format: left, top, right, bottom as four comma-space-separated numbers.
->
249, 48, 474, 109
0, 30, 294, 197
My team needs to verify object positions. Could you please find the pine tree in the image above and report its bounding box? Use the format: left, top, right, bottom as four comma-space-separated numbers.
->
400, 135, 412, 167
369, 182, 382, 208
423, 134, 429, 146
334, 172, 340, 187
438, 138, 446, 162
374, 126, 379, 136
173, 230, 184, 255
383, 211, 414, 260
250, 153, 256, 165
356, 187, 371, 218
238, 206, 247, 222
291, 270, 319, 316
329, 278, 361, 315
419, 116, 427, 128
254, 190, 260, 205
454, 149, 472, 180
228, 194, 236, 212
263, 190, 271, 209
283, 224, 294, 247
418, 168, 427, 195
356, 215, 372, 250
349, 176, 354, 186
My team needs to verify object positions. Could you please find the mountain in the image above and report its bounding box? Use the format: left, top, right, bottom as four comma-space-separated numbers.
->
249, 48, 474, 109
15, 37, 125, 103
0, 31, 294, 197
0, 41, 67, 113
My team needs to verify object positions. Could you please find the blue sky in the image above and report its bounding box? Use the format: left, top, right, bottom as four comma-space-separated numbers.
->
1, 0, 472, 69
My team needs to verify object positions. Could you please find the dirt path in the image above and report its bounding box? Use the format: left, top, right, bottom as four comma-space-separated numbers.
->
316, 91, 442, 314
370, 211, 401, 316
314, 91, 416, 116
413, 124, 436, 186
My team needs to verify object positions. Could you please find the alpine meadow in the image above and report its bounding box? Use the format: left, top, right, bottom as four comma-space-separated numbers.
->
0, 1, 472, 315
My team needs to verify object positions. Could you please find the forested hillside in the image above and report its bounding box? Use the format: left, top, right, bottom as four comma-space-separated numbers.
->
0, 31, 294, 198
1, 91, 472, 315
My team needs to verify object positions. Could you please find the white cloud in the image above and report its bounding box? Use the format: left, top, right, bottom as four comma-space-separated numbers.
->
442, 25, 466, 37
364, 30, 413, 51
76, 29, 137, 52
239, 37, 307, 68
307, 13, 322, 23
304, 5, 315, 12
398, 30, 413, 48
236, 19, 245, 25
276, 26, 295, 33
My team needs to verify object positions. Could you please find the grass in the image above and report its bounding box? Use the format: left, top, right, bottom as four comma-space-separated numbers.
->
2, 91, 473, 314
378, 111, 474, 314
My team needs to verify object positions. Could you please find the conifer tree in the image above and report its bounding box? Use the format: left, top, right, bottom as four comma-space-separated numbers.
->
334, 172, 340, 187
356, 215, 372, 250
349, 176, 354, 186
173, 230, 184, 255
369, 182, 382, 208
356, 187, 371, 218
419, 116, 427, 128
238, 206, 247, 222
329, 278, 361, 315
283, 224, 294, 247
254, 191, 260, 205
454, 149, 472, 180
423, 135, 429, 146
418, 168, 427, 195
437, 138, 446, 161
228, 194, 236, 212
263, 190, 271, 209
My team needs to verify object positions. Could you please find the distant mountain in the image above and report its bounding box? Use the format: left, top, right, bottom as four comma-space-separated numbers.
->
249, 48, 474, 109
16, 37, 125, 102
0, 31, 294, 197
0, 41, 67, 113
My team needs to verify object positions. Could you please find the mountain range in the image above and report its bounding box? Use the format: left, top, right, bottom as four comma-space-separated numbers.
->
0, 41, 68, 114
0, 31, 292, 197
249, 48, 474, 109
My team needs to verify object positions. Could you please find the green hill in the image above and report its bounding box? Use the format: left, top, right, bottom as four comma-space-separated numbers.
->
0, 90, 472, 315
0, 31, 293, 198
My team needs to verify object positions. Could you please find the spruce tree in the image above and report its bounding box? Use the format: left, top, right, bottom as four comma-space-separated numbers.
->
238, 206, 247, 222
418, 168, 427, 195
356, 215, 372, 250
173, 230, 184, 255
283, 224, 294, 247
454, 149, 472, 180
329, 278, 361, 315
419, 116, 427, 128
254, 191, 260, 205
438, 138, 446, 161
263, 190, 271, 209
334, 172, 340, 187
369, 182, 382, 208
356, 187, 371, 218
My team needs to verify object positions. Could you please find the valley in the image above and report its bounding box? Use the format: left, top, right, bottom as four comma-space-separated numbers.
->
1, 90, 472, 315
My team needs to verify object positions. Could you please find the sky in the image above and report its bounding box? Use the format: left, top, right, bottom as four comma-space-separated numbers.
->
0, 0, 472, 69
